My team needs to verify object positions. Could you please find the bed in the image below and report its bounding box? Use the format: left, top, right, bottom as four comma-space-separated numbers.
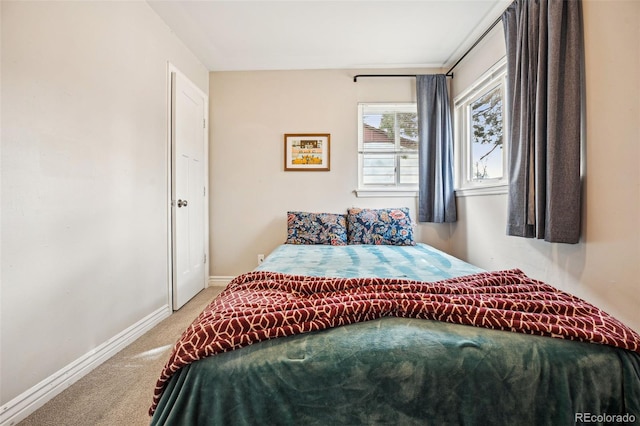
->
150, 209, 640, 425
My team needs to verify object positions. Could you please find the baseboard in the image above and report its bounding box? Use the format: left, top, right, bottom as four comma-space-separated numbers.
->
208, 276, 234, 288
0, 304, 172, 426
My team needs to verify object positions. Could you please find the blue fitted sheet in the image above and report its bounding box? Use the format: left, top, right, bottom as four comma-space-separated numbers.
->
254, 243, 483, 281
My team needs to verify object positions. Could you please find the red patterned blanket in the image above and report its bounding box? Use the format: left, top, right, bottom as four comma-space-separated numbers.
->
150, 269, 640, 415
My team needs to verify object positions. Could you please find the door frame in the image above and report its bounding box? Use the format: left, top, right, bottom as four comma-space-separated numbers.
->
166, 62, 210, 310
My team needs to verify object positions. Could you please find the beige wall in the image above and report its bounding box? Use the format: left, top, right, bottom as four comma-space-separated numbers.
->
210, 1, 639, 334
208, 68, 453, 276
449, 0, 640, 332
1, 0, 208, 409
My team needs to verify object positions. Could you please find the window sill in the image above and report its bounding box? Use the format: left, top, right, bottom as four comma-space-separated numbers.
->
354, 188, 418, 198
354, 185, 507, 198
455, 185, 508, 197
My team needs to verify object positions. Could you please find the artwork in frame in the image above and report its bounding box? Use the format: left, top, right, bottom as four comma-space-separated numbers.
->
284, 133, 330, 171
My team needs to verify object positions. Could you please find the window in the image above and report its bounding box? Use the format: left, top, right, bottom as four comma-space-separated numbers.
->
454, 58, 508, 196
356, 103, 418, 197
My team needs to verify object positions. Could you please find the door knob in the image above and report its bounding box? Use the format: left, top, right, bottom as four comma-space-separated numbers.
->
177, 199, 188, 208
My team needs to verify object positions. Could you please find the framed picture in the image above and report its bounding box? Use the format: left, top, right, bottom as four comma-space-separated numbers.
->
284, 133, 330, 171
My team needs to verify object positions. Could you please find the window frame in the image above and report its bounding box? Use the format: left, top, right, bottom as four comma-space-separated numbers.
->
355, 103, 419, 198
453, 58, 509, 197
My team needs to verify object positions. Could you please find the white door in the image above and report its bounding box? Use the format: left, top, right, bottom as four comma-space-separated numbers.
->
171, 70, 207, 310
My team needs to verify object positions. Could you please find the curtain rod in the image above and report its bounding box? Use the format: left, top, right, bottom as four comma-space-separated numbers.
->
445, 14, 503, 78
353, 13, 504, 82
352, 74, 419, 82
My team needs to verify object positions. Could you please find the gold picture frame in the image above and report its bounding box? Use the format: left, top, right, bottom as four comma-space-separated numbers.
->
284, 133, 330, 171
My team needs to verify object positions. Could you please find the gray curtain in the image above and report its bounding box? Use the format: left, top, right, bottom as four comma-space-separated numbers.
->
417, 74, 456, 223
502, 0, 583, 243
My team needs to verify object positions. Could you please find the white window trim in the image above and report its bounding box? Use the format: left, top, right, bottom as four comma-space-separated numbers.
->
453, 57, 509, 197
354, 188, 418, 198
356, 103, 418, 197
454, 185, 508, 197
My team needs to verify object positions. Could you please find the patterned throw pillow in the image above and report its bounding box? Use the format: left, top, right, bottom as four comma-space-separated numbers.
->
347, 207, 415, 245
286, 211, 348, 246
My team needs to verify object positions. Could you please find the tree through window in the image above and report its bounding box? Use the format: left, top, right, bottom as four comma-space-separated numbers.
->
470, 85, 503, 181
454, 58, 508, 194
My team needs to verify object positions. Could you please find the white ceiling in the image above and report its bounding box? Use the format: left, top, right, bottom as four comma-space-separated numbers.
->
147, 0, 511, 72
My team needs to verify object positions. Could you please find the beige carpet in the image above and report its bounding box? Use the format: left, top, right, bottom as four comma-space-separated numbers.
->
19, 286, 224, 426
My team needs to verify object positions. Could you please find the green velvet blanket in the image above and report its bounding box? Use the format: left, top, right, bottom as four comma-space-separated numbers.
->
151, 317, 640, 425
